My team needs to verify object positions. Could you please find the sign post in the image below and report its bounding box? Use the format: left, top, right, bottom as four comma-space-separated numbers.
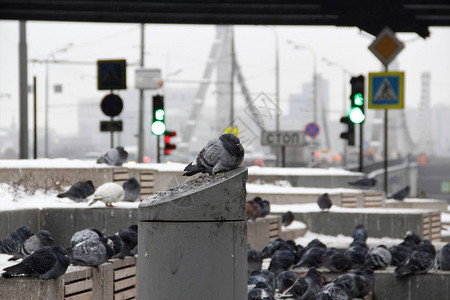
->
368, 27, 405, 194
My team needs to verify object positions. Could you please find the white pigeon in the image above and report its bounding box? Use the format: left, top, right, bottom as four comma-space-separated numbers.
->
88, 182, 124, 207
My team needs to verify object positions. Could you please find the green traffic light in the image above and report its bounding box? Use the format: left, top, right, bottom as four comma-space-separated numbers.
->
354, 93, 364, 106
155, 109, 165, 121
151, 120, 166, 135
348, 107, 365, 124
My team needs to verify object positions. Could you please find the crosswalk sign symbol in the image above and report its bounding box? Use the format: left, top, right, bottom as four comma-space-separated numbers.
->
368, 72, 404, 109
97, 59, 127, 90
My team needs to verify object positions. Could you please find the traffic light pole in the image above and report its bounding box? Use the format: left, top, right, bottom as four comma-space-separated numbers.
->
384, 65, 389, 195
359, 123, 363, 172
157, 135, 161, 163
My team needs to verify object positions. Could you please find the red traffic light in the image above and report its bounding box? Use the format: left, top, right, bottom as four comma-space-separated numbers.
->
164, 130, 177, 155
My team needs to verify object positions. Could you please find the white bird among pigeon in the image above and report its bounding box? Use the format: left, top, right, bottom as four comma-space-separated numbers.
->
88, 182, 124, 207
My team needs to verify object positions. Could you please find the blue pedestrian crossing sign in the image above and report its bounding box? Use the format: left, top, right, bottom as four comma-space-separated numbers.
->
368, 71, 404, 109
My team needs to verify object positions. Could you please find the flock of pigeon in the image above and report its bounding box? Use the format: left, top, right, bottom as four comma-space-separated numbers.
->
0, 224, 137, 279
56, 146, 141, 206
247, 224, 450, 300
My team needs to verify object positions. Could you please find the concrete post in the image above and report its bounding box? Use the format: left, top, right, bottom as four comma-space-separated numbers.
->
138, 167, 248, 300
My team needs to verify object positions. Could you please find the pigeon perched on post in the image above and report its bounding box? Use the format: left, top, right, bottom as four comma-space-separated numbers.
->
9, 230, 55, 261
393, 240, 436, 278
317, 193, 332, 211
389, 231, 421, 266
1, 225, 33, 256
97, 146, 128, 166
388, 185, 410, 201
57, 180, 95, 202
253, 197, 270, 218
366, 245, 392, 270
348, 177, 377, 189
123, 177, 141, 202
2, 245, 69, 279
68, 236, 115, 268
88, 182, 124, 207
70, 228, 104, 248
182, 133, 244, 176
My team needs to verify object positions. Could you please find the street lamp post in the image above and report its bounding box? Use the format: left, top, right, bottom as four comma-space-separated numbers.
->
267, 26, 281, 166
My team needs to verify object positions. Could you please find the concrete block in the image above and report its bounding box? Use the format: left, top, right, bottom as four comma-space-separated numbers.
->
374, 268, 450, 300
0, 276, 64, 300
139, 167, 248, 300
0, 209, 40, 240
139, 167, 247, 222
40, 207, 138, 247
247, 215, 281, 251
384, 199, 448, 212
139, 221, 246, 300
247, 174, 363, 189
278, 210, 439, 240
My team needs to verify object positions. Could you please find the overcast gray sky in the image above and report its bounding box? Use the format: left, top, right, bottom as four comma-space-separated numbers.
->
0, 21, 449, 136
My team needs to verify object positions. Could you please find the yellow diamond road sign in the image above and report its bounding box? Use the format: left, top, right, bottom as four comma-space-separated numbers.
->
369, 27, 404, 66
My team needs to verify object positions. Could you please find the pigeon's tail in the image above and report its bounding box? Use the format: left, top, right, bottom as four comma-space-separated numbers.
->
393, 264, 414, 278
182, 162, 204, 176
2, 263, 25, 277
348, 181, 358, 186
57, 192, 68, 198
96, 156, 106, 164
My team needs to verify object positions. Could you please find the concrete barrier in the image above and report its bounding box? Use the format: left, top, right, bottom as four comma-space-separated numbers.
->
274, 209, 441, 241
138, 167, 248, 300
0, 207, 138, 248
384, 198, 448, 212
247, 215, 281, 251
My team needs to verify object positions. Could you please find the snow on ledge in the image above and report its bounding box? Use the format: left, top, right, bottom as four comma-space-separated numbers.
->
271, 203, 434, 214
247, 166, 363, 176
246, 183, 362, 195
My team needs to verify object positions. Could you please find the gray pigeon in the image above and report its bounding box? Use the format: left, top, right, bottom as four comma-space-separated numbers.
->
317, 193, 332, 211
97, 146, 128, 166
111, 228, 137, 258
366, 245, 392, 270
281, 211, 295, 227
123, 177, 141, 202
316, 282, 351, 300
57, 180, 95, 202
287, 267, 323, 300
68, 236, 115, 268
388, 185, 410, 201
276, 270, 297, 294
438, 243, 450, 270
348, 177, 377, 189
323, 248, 351, 273
2, 245, 69, 279
248, 249, 262, 274
394, 239, 436, 278
1, 225, 33, 256
352, 224, 368, 242
9, 230, 55, 261
128, 225, 138, 255
183, 133, 244, 176
108, 234, 124, 258
70, 228, 104, 248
